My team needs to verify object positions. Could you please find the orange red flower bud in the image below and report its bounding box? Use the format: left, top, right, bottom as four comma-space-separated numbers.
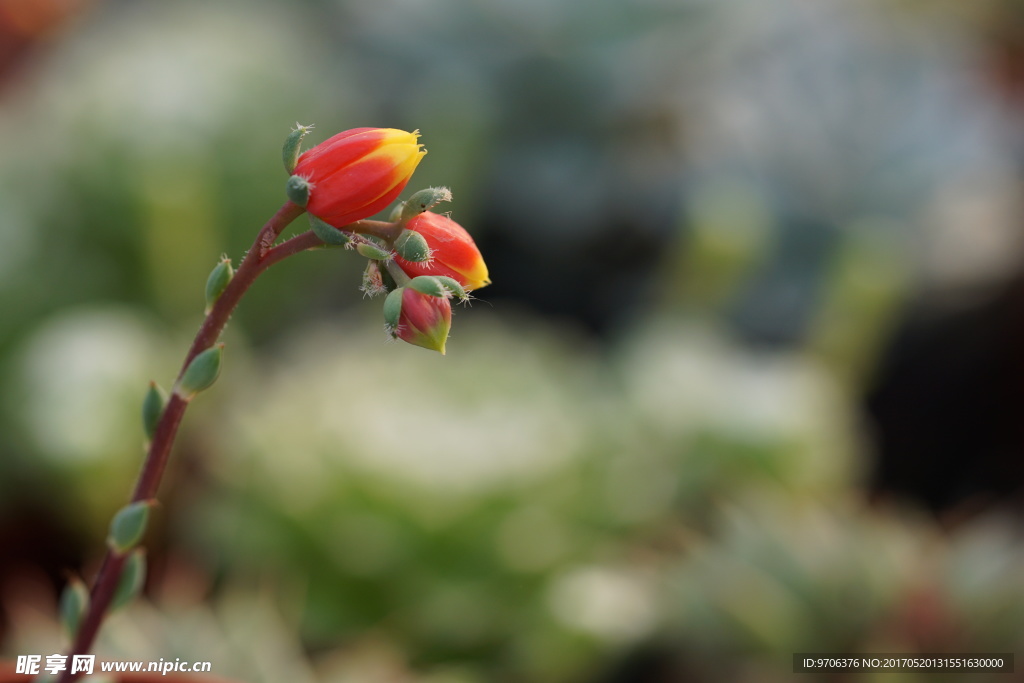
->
394, 212, 490, 291
293, 128, 425, 226
395, 287, 452, 354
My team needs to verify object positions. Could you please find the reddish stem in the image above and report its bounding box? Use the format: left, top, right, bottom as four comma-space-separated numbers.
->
58, 201, 312, 683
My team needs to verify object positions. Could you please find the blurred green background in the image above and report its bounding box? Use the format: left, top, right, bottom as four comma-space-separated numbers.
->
2, 0, 1024, 681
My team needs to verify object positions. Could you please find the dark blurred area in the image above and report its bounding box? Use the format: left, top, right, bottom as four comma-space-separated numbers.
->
2, 0, 1024, 681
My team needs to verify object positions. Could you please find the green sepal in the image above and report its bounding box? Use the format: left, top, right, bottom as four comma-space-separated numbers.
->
434, 276, 468, 300
204, 258, 234, 314
408, 276, 447, 298
112, 549, 147, 611
383, 287, 404, 334
398, 187, 452, 223
286, 174, 310, 207
356, 242, 393, 261
107, 501, 153, 554
394, 229, 431, 262
389, 202, 405, 223
142, 381, 167, 441
282, 123, 314, 174
59, 577, 89, 640
310, 215, 350, 246
176, 345, 224, 400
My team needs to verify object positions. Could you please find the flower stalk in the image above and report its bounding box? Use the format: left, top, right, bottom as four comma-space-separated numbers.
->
57, 125, 490, 681
57, 200, 307, 681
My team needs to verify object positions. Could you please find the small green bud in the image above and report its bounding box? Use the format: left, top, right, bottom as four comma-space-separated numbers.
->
408, 275, 447, 298
142, 381, 167, 441
107, 501, 152, 554
394, 229, 431, 262
434, 275, 468, 300
112, 549, 147, 611
286, 174, 311, 207
282, 123, 314, 174
398, 187, 452, 223
59, 577, 89, 640
356, 242, 393, 261
204, 258, 234, 314
361, 260, 388, 297
383, 287, 404, 334
176, 345, 224, 400
310, 215, 350, 246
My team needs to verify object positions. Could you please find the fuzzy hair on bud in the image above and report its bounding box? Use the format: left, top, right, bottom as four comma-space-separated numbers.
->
361, 260, 389, 298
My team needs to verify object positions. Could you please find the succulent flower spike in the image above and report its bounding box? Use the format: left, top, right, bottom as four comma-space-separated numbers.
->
394, 211, 490, 291
290, 128, 425, 226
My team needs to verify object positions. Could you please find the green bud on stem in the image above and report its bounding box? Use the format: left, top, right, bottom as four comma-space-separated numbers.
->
107, 501, 153, 554
204, 258, 234, 314
176, 345, 224, 400
59, 577, 89, 640
142, 381, 167, 441
112, 549, 147, 611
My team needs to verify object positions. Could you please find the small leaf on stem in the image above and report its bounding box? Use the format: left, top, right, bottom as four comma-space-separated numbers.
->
107, 501, 153, 554
204, 258, 234, 314
112, 549, 147, 611
59, 577, 89, 640
176, 344, 224, 400
142, 381, 167, 441
310, 215, 351, 246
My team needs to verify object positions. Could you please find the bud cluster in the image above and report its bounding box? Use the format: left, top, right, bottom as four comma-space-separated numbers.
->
283, 125, 490, 354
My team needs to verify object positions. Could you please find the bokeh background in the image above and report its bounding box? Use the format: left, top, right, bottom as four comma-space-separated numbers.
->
2, 0, 1024, 681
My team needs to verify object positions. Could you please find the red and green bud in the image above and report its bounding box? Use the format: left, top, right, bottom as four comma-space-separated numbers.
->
394, 211, 490, 291
386, 287, 452, 354
291, 127, 425, 226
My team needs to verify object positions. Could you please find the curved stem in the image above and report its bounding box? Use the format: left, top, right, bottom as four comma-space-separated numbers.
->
347, 218, 402, 242
58, 201, 310, 682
